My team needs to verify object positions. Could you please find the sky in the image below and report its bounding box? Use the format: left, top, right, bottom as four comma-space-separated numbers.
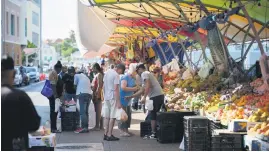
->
42, 0, 77, 40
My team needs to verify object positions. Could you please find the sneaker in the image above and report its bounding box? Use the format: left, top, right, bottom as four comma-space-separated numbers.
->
103, 134, 108, 140
148, 133, 157, 140
51, 130, 61, 133
74, 128, 88, 133
106, 135, 120, 141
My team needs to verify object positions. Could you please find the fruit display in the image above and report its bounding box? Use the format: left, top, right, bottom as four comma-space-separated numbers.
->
248, 109, 269, 122
249, 122, 269, 137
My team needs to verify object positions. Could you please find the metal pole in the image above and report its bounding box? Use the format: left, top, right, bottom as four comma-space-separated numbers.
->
40, 0, 43, 72
236, 0, 265, 55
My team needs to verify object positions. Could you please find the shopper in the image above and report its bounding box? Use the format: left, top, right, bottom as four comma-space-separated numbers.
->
126, 63, 164, 139
87, 64, 95, 83
62, 66, 77, 102
118, 63, 139, 137
1, 56, 40, 150
91, 63, 104, 131
74, 70, 93, 133
152, 67, 164, 88
102, 64, 125, 141
47, 61, 63, 133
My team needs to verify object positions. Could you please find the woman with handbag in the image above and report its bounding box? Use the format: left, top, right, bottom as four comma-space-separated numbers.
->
47, 61, 63, 133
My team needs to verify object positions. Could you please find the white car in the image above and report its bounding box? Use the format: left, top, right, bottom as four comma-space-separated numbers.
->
13, 67, 23, 87
25, 67, 40, 82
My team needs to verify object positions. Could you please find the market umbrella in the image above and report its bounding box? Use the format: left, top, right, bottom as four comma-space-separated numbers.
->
76, 0, 116, 55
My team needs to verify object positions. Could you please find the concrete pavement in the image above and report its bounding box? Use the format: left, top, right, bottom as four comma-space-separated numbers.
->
21, 82, 180, 151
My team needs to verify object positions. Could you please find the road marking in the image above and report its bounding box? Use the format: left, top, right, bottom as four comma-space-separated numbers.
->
55, 143, 104, 151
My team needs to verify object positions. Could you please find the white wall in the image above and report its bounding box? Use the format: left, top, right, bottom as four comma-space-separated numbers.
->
26, 0, 40, 46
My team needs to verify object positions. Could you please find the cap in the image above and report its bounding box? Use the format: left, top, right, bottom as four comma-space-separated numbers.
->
1, 55, 14, 71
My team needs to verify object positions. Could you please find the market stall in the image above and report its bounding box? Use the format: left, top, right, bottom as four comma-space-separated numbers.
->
77, 0, 269, 151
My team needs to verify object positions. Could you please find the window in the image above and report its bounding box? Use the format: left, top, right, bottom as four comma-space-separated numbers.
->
25, 18, 27, 37
11, 14, 15, 36
6, 12, 9, 34
17, 16, 19, 37
32, 32, 39, 46
32, 11, 39, 26
33, 0, 41, 6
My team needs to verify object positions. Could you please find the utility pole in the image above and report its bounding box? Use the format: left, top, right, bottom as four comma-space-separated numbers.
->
39, 0, 43, 72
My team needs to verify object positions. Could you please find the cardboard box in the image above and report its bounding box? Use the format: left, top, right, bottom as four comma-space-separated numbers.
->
228, 119, 248, 132
28, 133, 56, 148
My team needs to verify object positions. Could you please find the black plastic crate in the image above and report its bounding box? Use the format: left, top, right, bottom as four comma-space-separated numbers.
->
211, 135, 242, 143
140, 121, 151, 137
184, 143, 209, 151
184, 132, 210, 141
156, 111, 195, 143
184, 116, 209, 128
157, 124, 176, 143
28, 147, 54, 151
212, 142, 242, 149
61, 112, 79, 131
211, 148, 242, 151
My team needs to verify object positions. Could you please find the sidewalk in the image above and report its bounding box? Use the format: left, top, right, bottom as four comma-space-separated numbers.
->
55, 111, 180, 151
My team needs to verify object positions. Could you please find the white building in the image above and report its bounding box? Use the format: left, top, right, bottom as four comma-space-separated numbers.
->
2, 0, 28, 65
26, 0, 41, 47
42, 42, 57, 69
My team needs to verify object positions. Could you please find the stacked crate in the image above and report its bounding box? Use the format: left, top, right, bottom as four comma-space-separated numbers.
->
156, 112, 177, 143
61, 112, 79, 131
211, 134, 243, 151
140, 121, 151, 137
184, 116, 210, 151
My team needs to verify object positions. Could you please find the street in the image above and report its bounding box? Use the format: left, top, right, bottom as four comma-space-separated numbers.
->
19, 81, 179, 151
20, 81, 50, 126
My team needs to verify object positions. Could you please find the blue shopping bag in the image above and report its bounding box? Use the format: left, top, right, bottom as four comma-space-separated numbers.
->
41, 80, 53, 98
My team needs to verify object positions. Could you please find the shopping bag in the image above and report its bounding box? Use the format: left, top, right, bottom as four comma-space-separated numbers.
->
145, 100, 153, 111
116, 108, 128, 122
41, 80, 53, 98
55, 98, 61, 112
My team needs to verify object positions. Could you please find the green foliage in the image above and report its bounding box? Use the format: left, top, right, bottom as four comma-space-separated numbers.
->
27, 40, 37, 48
59, 30, 78, 57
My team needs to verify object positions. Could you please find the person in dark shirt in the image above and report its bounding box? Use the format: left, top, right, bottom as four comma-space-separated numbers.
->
62, 66, 76, 101
1, 56, 41, 151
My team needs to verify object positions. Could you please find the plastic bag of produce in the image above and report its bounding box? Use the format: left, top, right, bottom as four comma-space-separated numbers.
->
198, 61, 213, 79
55, 98, 61, 112
145, 100, 153, 111
179, 137, 184, 150
182, 68, 193, 80
116, 108, 128, 122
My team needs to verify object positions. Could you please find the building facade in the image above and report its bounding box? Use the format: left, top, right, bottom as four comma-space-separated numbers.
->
2, 0, 28, 65
26, 0, 41, 47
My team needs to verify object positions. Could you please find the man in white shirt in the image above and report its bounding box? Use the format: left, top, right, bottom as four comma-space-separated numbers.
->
102, 64, 125, 141
74, 70, 93, 133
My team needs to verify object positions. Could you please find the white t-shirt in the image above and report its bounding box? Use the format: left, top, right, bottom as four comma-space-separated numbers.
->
141, 71, 164, 98
74, 73, 93, 95
103, 69, 120, 101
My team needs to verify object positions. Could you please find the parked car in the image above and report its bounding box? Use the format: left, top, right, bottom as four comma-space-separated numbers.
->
15, 66, 30, 86
25, 67, 40, 82
13, 67, 22, 87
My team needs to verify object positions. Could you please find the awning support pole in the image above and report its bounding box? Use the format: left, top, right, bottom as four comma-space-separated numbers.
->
236, 0, 265, 55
